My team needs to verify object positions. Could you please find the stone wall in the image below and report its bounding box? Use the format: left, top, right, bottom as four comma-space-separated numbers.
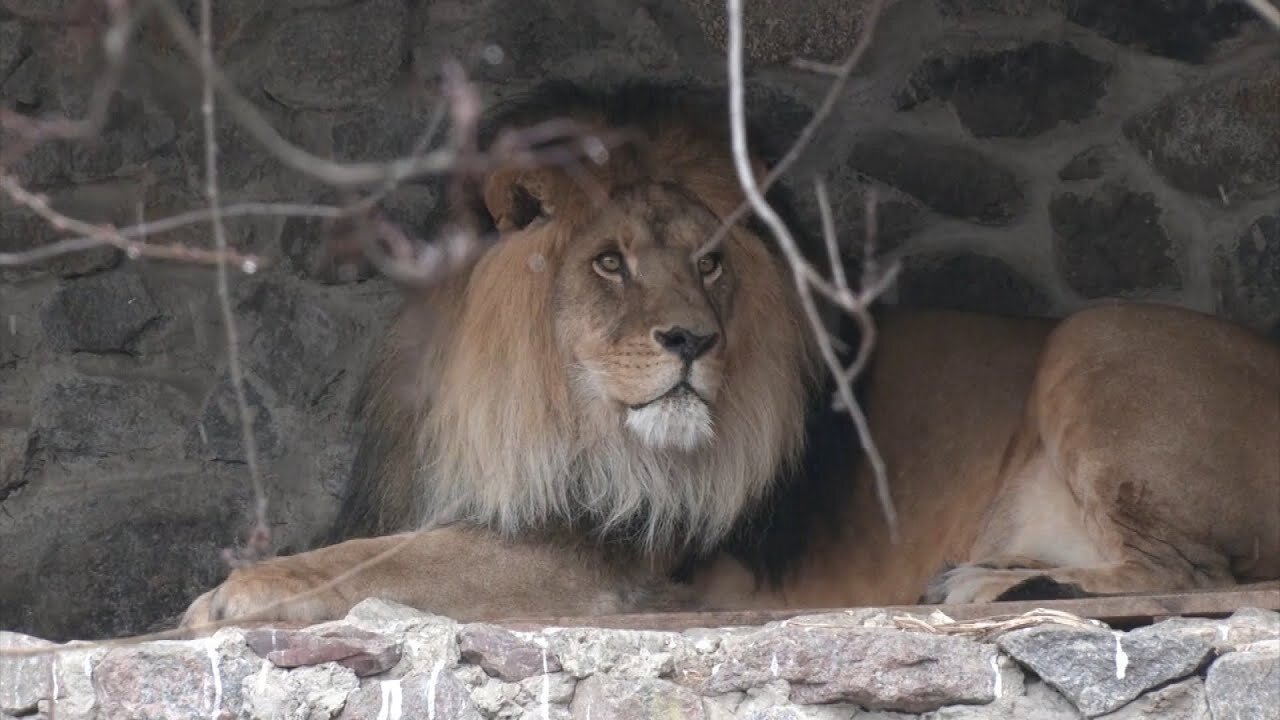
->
2, 600, 1278, 719
1, 0, 1278, 641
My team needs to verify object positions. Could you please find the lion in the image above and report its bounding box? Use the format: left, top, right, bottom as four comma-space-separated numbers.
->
182, 83, 1279, 628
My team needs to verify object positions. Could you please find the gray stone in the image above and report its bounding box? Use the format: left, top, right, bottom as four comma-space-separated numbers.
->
341, 598, 459, 641
788, 173, 930, 258
704, 626, 997, 712
1149, 608, 1280, 654
244, 661, 360, 720
188, 373, 281, 463
0, 428, 28, 501
30, 377, 189, 457
1217, 210, 1280, 331
330, 94, 440, 163
898, 42, 1111, 139
1064, 0, 1258, 63
0, 633, 54, 715
1099, 677, 1209, 720
459, 624, 562, 682
570, 674, 704, 720
1124, 62, 1280, 202
412, 0, 611, 84
517, 670, 577, 706
0, 21, 25, 82
262, 0, 405, 110
1, 41, 177, 184
1220, 608, 1280, 650
10, 503, 241, 642
245, 626, 402, 677
176, 106, 289, 189
1059, 145, 1115, 181
998, 624, 1212, 717
0, 180, 152, 281
898, 252, 1051, 316
1050, 183, 1180, 298
546, 628, 688, 680
41, 270, 162, 354
239, 282, 346, 406
95, 635, 260, 720
936, 0, 1067, 16
679, 0, 896, 64
0, 1, 80, 20
1205, 648, 1280, 720
340, 664, 480, 720
848, 132, 1024, 225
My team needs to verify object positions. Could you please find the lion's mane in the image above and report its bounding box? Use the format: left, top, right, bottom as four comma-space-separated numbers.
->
332, 83, 857, 574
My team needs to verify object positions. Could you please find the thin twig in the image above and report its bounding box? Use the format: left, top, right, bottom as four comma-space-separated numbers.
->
696, 0, 887, 260
813, 177, 849, 297
199, 0, 269, 563
725, 0, 899, 542
0, 174, 265, 269
1241, 0, 1280, 30
0, 0, 141, 169
147, 0, 457, 188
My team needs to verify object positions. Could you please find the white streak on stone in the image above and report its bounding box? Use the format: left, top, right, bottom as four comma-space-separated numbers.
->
991, 654, 1002, 698
426, 658, 445, 720
1113, 631, 1128, 680
255, 659, 272, 695
206, 639, 223, 720
376, 678, 402, 720
541, 646, 551, 720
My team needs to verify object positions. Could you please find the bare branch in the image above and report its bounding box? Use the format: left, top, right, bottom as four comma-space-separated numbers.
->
198, 0, 269, 564
1241, 0, 1280, 30
0, 174, 266, 269
725, 0, 900, 542
697, 0, 887, 259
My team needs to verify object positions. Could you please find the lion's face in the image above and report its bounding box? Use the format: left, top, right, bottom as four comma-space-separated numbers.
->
412, 118, 820, 549
553, 185, 733, 451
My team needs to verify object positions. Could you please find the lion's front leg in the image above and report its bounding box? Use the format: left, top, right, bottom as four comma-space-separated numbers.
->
181, 526, 693, 631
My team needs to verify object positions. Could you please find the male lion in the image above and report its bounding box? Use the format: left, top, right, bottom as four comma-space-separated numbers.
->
183, 83, 1279, 627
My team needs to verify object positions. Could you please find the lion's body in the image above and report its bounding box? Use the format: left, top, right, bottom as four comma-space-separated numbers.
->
183, 84, 1280, 629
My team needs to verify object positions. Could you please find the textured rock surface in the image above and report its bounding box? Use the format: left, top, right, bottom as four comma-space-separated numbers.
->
848, 132, 1024, 225
1124, 63, 1280, 202
997, 623, 1213, 717
1050, 183, 1180, 298
704, 625, 997, 711
41, 271, 162, 353
1204, 647, 1280, 720
262, 0, 407, 110
1217, 210, 1280, 331
4, 602, 1278, 720
459, 624, 563, 681
898, 42, 1111, 138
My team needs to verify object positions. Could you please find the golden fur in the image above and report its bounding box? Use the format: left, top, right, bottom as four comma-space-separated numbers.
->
183, 86, 1279, 628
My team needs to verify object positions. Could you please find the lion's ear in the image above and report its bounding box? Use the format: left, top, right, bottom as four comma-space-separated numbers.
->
483, 167, 558, 232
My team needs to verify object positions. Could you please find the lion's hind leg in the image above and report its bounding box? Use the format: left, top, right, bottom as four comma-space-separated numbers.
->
927, 303, 1279, 607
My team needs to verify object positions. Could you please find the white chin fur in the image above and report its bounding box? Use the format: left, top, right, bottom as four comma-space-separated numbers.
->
625, 394, 714, 451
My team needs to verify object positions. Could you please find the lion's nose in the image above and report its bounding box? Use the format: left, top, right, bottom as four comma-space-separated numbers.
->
653, 326, 719, 363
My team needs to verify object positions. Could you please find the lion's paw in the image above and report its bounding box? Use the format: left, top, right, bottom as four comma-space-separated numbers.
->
923, 563, 1093, 604
180, 566, 346, 633
922, 564, 1022, 604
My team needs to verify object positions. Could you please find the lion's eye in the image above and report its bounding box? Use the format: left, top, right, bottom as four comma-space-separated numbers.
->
593, 251, 625, 277
696, 253, 722, 278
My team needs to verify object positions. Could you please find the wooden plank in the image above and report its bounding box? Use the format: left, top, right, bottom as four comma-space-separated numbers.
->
496, 586, 1280, 633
